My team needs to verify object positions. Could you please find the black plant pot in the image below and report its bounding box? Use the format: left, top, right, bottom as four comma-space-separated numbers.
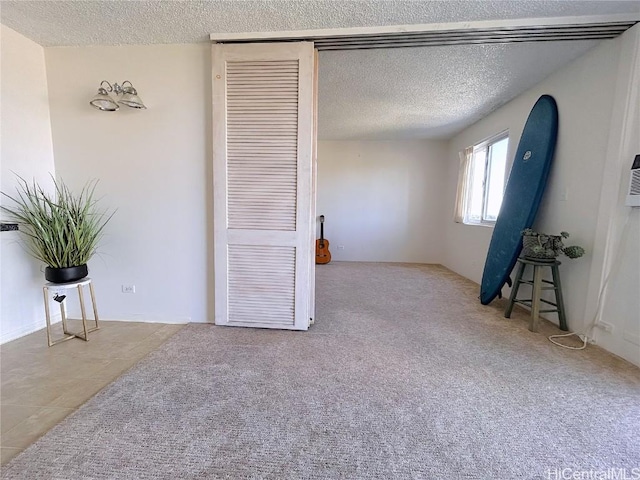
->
45, 264, 88, 284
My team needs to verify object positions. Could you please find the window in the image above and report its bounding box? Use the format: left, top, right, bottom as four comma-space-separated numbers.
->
455, 132, 509, 225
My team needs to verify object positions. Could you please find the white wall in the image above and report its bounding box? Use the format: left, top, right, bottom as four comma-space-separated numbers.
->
44, 44, 213, 324
587, 25, 640, 365
0, 25, 57, 343
442, 28, 640, 365
317, 140, 448, 263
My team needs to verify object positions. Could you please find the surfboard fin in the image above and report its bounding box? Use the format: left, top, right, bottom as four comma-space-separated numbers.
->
497, 277, 513, 299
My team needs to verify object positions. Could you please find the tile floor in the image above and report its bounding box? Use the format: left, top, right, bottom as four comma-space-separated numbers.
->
0, 320, 183, 465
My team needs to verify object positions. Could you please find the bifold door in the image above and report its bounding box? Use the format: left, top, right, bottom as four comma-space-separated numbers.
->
212, 42, 316, 330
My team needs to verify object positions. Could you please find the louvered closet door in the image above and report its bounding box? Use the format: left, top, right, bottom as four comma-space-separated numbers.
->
212, 42, 315, 330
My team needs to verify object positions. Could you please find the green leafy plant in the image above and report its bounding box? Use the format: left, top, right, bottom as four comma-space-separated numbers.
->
1, 175, 114, 268
521, 228, 585, 260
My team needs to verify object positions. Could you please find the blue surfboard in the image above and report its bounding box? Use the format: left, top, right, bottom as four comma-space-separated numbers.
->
480, 95, 558, 305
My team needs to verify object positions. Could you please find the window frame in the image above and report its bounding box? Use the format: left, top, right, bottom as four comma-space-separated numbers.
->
459, 130, 509, 227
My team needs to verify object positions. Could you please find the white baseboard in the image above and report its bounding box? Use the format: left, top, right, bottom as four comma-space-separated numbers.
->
1, 312, 62, 345
1, 315, 199, 344
100, 315, 196, 324
624, 330, 640, 346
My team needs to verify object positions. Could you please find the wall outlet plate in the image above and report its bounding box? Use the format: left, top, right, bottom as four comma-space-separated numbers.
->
122, 285, 136, 294
595, 321, 613, 333
559, 188, 569, 202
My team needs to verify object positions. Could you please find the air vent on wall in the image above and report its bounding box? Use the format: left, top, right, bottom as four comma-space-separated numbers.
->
625, 154, 640, 208
1, 223, 19, 232
211, 16, 639, 51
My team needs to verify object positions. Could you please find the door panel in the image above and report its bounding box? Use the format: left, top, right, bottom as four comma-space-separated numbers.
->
212, 42, 315, 330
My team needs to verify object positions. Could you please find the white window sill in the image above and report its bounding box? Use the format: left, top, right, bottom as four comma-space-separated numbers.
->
457, 221, 495, 228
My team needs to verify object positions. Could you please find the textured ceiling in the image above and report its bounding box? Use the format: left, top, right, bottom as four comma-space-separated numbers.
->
1, 0, 638, 47
318, 40, 599, 139
1, 1, 638, 140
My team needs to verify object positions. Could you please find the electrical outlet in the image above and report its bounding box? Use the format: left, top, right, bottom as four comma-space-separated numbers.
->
338, 245, 345, 250
595, 321, 613, 333
122, 284, 136, 294
559, 188, 569, 202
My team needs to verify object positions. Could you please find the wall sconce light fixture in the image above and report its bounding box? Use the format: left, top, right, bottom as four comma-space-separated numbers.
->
90, 80, 146, 111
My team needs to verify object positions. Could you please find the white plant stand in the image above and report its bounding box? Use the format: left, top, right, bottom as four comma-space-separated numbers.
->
43, 278, 100, 347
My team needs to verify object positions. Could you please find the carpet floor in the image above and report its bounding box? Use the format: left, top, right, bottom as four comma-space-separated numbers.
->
2, 262, 639, 479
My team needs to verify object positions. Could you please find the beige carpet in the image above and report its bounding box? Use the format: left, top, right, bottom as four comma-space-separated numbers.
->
2, 262, 639, 479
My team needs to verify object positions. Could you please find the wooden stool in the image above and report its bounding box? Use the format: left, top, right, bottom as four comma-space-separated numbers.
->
43, 278, 100, 346
505, 258, 568, 333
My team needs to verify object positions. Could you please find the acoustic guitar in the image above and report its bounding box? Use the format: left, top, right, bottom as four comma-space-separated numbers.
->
315, 215, 331, 264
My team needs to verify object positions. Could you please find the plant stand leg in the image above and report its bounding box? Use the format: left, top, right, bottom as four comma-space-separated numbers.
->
60, 297, 69, 335
77, 284, 89, 341
551, 263, 568, 331
530, 265, 543, 332
43, 287, 53, 347
89, 281, 100, 331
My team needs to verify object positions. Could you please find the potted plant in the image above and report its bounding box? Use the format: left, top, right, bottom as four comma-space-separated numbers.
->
521, 228, 585, 261
1, 175, 114, 283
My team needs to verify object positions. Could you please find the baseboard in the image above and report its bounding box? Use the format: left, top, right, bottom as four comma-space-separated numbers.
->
102, 315, 195, 324
0, 314, 198, 344
1, 312, 62, 345
623, 330, 640, 346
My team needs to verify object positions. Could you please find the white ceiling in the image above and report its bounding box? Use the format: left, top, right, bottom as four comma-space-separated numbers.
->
1, 1, 639, 139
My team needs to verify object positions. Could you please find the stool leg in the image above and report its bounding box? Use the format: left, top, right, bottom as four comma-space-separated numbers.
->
551, 264, 568, 331
530, 265, 543, 332
78, 284, 89, 341
43, 287, 53, 347
89, 281, 100, 330
505, 261, 526, 318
